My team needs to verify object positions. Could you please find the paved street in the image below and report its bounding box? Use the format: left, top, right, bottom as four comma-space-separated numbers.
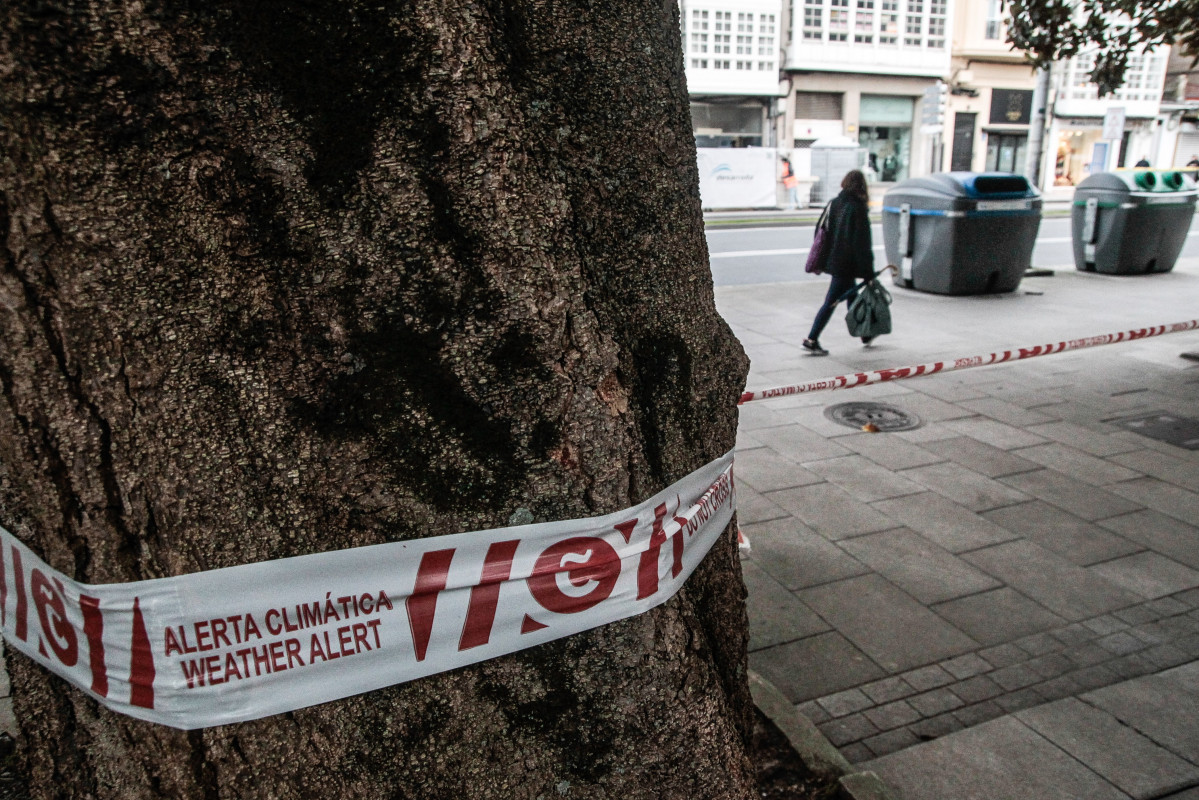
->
720, 218, 1199, 799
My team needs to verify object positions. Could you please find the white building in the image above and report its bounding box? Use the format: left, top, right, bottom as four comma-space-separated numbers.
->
781, 0, 954, 185
1046, 49, 1170, 189
679, 0, 1180, 206
681, 0, 785, 148
680, 0, 787, 208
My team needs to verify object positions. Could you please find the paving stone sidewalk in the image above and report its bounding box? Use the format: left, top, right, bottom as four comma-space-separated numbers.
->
720, 254, 1199, 798
793, 590, 1199, 763
865, 662, 1199, 800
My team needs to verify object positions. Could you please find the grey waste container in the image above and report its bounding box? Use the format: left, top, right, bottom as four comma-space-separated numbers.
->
882, 172, 1043, 295
1072, 171, 1198, 274
810, 136, 867, 204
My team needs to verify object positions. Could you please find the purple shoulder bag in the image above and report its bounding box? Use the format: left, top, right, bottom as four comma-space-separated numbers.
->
804, 203, 832, 274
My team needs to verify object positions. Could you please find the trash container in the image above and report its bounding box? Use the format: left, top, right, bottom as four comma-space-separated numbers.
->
882, 172, 1043, 295
810, 136, 868, 204
1072, 170, 1198, 274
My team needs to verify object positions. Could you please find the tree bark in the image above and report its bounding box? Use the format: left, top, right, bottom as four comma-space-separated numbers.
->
0, 1, 752, 797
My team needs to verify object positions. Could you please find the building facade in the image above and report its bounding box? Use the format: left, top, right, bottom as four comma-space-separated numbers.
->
681, 0, 785, 148
682, 0, 1180, 205
780, 0, 954, 184
1044, 49, 1169, 189
944, 0, 1038, 174
680, 0, 787, 208
1164, 47, 1199, 167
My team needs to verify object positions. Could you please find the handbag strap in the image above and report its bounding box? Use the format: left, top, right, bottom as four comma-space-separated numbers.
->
836, 278, 871, 305
815, 202, 831, 231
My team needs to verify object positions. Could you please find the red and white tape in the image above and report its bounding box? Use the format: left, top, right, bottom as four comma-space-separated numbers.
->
0, 453, 734, 729
738, 320, 1199, 405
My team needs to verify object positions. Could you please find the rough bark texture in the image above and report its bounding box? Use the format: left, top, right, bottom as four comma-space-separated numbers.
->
0, 1, 752, 798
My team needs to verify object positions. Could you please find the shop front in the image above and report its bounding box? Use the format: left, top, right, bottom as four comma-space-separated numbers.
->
983, 89, 1031, 173
858, 95, 914, 183
1053, 125, 1105, 186
691, 101, 768, 148
985, 132, 1027, 172
1051, 116, 1158, 186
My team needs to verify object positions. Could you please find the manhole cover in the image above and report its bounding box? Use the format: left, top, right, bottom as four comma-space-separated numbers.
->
824, 401, 922, 432
1112, 412, 1199, 450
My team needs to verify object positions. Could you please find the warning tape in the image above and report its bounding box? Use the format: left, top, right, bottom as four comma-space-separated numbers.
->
738, 320, 1199, 405
0, 454, 735, 729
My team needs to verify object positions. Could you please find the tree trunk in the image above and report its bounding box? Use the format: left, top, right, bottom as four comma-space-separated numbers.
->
0, 1, 754, 798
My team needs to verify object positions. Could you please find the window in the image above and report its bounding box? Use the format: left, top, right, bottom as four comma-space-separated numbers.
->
905, 13, 921, 46
985, 133, 1027, 173
1072, 55, 1094, 96
855, 0, 874, 43
1115, 54, 1158, 100
830, 0, 849, 41
738, 12, 754, 32
803, 0, 823, 40
690, 102, 764, 147
691, 9, 708, 30
759, 61, 775, 70
855, 17, 874, 41
928, 0, 946, 46
691, 58, 708, 68
762, 14, 776, 34
829, 11, 848, 40
984, 0, 1002, 39
715, 11, 732, 31
880, 0, 898, 43
714, 59, 730, 69
737, 34, 752, 54
690, 32, 708, 53
908, 0, 923, 12
927, 14, 945, 48
758, 35, 775, 55
736, 60, 752, 69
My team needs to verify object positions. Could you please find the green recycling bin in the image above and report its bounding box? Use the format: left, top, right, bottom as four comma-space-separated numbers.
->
1072, 170, 1197, 274
882, 173, 1042, 295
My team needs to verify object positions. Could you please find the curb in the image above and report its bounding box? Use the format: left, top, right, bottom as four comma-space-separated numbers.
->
750, 670, 899, 800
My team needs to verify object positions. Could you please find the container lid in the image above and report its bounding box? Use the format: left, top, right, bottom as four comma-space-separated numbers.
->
884, 172, 1039, 199
1077, 170, 1198, 194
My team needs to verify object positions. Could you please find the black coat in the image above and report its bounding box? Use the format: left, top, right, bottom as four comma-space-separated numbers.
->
824, 190, 874, 280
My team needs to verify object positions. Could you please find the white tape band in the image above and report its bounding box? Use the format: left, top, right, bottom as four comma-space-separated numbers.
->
0, 451, 735, 729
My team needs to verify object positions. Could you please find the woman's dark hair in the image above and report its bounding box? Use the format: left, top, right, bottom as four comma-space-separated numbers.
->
841, 169, 869, 201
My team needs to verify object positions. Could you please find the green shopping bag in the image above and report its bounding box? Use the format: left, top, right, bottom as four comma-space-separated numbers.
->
846, 279, 892, 338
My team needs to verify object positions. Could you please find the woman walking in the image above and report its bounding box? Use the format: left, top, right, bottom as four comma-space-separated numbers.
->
803, 169, 875, 355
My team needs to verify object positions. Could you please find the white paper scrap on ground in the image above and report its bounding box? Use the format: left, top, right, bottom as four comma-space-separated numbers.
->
0, 451, 735, 729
